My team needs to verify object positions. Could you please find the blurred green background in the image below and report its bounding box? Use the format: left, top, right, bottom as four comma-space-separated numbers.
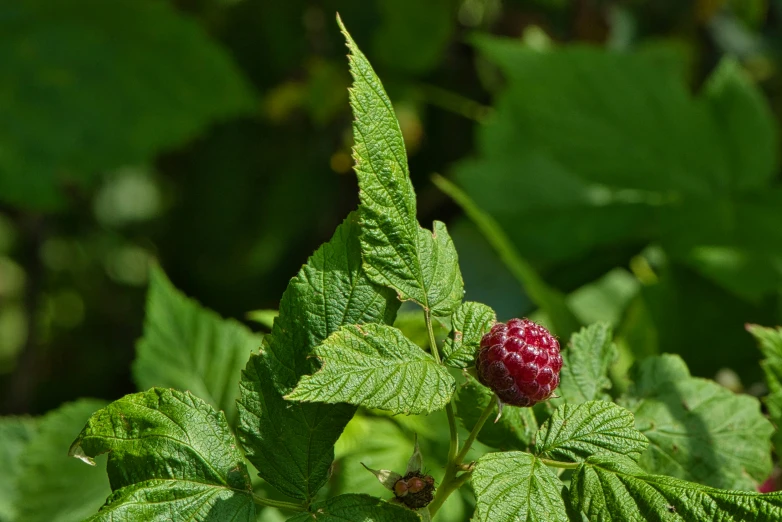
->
2, 0, 782, 482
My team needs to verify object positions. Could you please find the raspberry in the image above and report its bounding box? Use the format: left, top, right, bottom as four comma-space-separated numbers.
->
475, 318, 562, 407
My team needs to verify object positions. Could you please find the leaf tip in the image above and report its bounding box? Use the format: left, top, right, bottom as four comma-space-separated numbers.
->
68, 443, 96, 466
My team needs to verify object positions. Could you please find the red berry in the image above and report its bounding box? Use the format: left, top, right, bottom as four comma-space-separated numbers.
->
475, 318, 561, 407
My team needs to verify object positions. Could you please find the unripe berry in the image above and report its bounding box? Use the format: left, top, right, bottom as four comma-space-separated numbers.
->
394, 471, 435, 509
475, 318, 562, 407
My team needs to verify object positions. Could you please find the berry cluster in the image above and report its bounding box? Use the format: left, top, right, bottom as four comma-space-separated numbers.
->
476, 318, 562, 407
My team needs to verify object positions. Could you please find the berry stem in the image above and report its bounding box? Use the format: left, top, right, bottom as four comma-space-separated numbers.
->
428, 395, 496, 519
424, 309, 459, 464
251, 494, 307, 512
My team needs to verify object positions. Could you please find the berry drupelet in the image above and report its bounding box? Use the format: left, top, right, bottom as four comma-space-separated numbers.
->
475, 318, 562, 407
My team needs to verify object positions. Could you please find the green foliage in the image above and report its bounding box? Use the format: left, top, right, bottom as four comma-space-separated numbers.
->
237, 213, 399, 502
0, 0, 254, 209
133, 266, 262, 426
0, 417, 36, 521
555, 323, 617, 405
340, 18, 464, 317
533, 401, 648, 463
69, 388, 255, 521
53, 15, 782, 522
748, 324, 782, 452
443, 301, 496, 368
0, 400, 110, 522
570, 455, 782, 521
287, 323, 455, 414
620, 354, 773, 490
471, 451, 568, 522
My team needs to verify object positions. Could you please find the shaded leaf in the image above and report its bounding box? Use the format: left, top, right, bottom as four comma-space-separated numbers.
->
133, 266, 262, 426
0, 416, 36, 522
620, 354, 773, 490
0, 0, 254, 209
285, 494, 420, 522
237, 213, 399, 502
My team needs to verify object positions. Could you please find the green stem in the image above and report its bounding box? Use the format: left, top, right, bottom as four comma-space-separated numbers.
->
429, 395, 497, 518
538, 457, 579, 470
454, 395, 495, 466
251, 494, 307, 512
425, 309, 458, 464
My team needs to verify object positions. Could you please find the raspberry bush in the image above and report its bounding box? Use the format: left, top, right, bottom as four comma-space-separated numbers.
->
53, 15, 782, 522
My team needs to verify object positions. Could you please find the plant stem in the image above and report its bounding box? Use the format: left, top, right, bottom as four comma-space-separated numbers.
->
454, 395, 495, 466
251, 494, 307, 512
428, 395, 497, 518
425, 310, 458, 463
538, 457, 579, 470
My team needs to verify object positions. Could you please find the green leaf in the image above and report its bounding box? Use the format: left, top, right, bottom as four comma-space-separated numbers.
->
471, 451, 568, 522
432, 174, 581, 338
84, 480, 256, 522
287, 324, 455, 415
69, 388, 254, 521
285, 494, 421, 522
456, 39, 782, 300
338, 17, 464, 316
133, 266, 262, 426
620, 354, 773, 490
0, 0, 254, 210
455, 374, 537, 451
533, 401, 648, 463
570, 455, 782, 521
238, 213, 399, 502
555, 323, 617, 405
443, 301, 496, 368
0, 416, 36, 522
747, 324, 782, 421
703, 58, 778, 190
746, 324, 782, 453
15, 400, 110, 522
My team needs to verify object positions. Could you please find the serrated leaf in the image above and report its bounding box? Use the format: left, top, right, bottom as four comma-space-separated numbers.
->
571, 455, 782, 521
620, 354, 773, 490
84, 479, 256, 522
287, 324, 455, 415
69, 388, 254, 521
555, 323, 617, 405
472, 452, 568, 522
0, 416, 36, 522
239, 354, 354, 501
747, 324, 782, 422
534, 401, 648, 463
0, 0, 254, 210
455, 374, 537, 451
443, 302, 496, 368
338, 17, 464, 316
285, 494, 420, 522
238, 213, 399, 502
14, 400, 110, 522
133, 266, 262, 426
